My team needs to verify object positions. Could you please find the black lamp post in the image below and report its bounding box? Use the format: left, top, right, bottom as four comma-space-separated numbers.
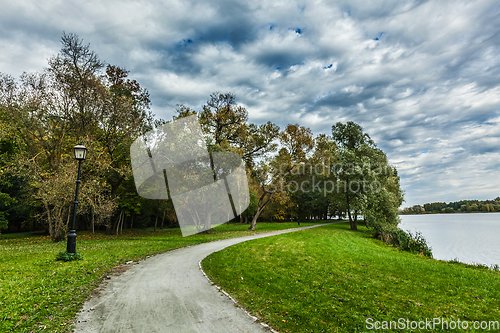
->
67, 143, 87, 254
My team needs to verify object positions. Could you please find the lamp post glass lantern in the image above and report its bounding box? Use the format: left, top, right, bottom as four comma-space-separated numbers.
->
73, 144, 88, 160
67, 144, 87, 254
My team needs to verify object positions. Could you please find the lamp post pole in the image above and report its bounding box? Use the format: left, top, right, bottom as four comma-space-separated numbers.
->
67, 144, 87, 254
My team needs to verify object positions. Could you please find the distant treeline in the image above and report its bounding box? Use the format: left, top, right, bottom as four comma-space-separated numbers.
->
400, 197, 500, 214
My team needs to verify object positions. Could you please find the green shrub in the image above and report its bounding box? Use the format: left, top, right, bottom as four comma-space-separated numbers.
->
371, 223, 433, 257
397, 230, 433, 257
56, 251, 82, 262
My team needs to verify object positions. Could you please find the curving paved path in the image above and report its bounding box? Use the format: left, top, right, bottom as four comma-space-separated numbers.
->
74, 223, 335, 333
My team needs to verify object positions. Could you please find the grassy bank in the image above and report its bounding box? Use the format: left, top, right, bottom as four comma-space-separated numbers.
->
202, 223, 500, 332
0, 222, 320, 332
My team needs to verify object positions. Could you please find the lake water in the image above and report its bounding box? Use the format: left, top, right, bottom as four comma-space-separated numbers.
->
399, 213, 500, 267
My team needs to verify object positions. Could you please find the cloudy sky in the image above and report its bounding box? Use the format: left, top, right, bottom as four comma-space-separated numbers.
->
1, 0, 499, 206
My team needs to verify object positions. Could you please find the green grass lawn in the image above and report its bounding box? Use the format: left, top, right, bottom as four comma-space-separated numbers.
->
0, 222, 320, 332
202, 223, 500, 332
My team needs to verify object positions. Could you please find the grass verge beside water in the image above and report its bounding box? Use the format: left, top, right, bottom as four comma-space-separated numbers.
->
0, 222, 320, 332
202, 223, 500, 332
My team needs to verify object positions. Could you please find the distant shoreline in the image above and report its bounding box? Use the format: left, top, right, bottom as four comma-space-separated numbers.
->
399, 211, 500, 215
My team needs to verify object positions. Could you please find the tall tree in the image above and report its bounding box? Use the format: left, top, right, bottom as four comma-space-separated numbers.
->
187, 94, 280, 166
235, 121, 280, 168
360, 145, 404, 236
279, 124, 314, 162
249, 124, 314, 230
331, 121, 403, 231
47, 32, 106, 140
291, 134, 338, 223
100, 65, 153, 199
331, 122, 375, 230
179, 93, 281, 230
199, 92, 248, 147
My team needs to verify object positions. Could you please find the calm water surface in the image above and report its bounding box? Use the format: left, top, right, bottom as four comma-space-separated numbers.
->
399, 213, 500, 266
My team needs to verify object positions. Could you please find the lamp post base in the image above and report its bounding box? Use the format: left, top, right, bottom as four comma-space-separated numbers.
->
67, 230, 77, 253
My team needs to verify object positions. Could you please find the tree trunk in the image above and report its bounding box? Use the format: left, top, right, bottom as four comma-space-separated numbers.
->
91, 206, 95, 234
43, 201, 54, 241
249, 212, 259, 231
297, 206, 300, 226
250, 193, 274, 231
106, 211, 115, 235
161, 211, 165, 229
154, 214, 158, 232
350, 210, 358, 231
346, 201, 352, 223
116, 210, 124, 236
115, 213, 119, 236
345, 176, 354, 229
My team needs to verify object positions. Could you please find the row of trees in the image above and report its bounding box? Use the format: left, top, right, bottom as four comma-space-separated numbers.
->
0, 33, 404, 241
401, 197, 500, 214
